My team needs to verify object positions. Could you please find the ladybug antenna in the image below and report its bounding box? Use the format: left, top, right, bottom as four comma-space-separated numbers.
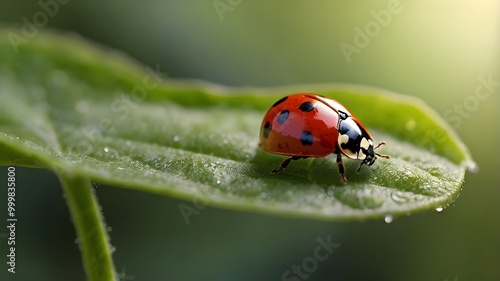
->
374, 141, 390, 159
373, 141, 386, 150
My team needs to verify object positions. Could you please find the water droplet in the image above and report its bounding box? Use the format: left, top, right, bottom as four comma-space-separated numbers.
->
326, 187, 335, 196
172, 135, 180, 142
462, 160, 479, 173
74, 238, 80, 244
435, 206, 444, 212
384, 214, 394, 224
360, 196, 384, 209
107, 226, 113, 232
117, 167, 124, 170
260, 192, 268, 199
216, 180, 221, 184
104, 147, 110, 152
16, 137, 19, 140
405, 119, 416, 131
391, 193, 409, 204
110, 246, 116, 253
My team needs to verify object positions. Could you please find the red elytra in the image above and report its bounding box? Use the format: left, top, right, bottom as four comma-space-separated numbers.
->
259, 93, 389, 184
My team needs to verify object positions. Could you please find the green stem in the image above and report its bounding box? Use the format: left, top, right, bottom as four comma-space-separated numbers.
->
59, 173, 116, 281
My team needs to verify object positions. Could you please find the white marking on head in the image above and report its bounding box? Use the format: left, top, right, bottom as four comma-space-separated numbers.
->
357, 137, 371, 159
361, 137, 372, 150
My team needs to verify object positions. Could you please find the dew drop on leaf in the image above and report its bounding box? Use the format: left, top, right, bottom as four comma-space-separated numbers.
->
327, 189, 334, 196
384, 214, 394, 224
390, 192, 409, 204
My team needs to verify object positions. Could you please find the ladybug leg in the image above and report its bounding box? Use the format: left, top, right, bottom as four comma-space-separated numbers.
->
336, 154, 348, 184
271, 156, 303, 174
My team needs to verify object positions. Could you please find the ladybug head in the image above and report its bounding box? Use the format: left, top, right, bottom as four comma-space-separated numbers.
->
336, 112, 389, 171
360, 141, 377, 166
357, 140, 389, 172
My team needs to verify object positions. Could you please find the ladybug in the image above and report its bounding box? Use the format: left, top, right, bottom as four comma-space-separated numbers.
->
259, 93, 389, 184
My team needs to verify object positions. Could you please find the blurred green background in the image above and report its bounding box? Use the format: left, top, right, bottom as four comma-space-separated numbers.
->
0, 0, 499, 280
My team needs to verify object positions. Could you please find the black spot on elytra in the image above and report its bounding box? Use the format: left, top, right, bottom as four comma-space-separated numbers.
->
300, 131, 313, 146
272, 96, 288, 107
299, 101, 315, 112
277, 110, 290, 124
263, 121, 271, 138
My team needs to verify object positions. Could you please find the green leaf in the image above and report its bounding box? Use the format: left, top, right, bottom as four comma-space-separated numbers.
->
0, 29, 475, 221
